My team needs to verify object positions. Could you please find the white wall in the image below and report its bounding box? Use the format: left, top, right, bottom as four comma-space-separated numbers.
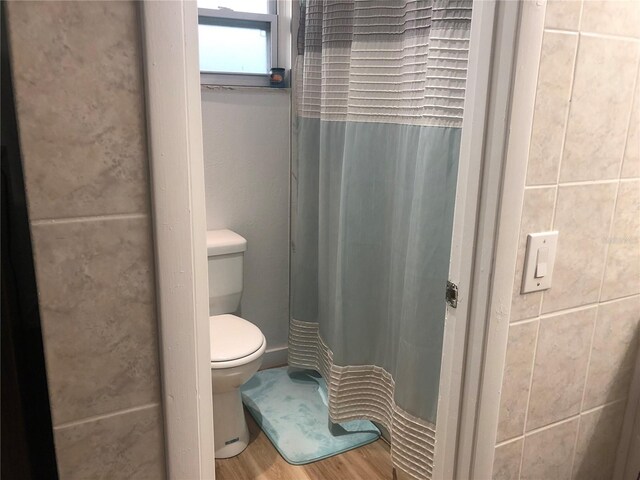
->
201, 87, 290, 354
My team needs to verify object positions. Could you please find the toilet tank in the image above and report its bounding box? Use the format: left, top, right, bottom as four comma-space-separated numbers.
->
207, 229, 247, 315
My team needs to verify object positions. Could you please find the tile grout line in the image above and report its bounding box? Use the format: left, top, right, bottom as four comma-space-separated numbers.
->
548, 18, 581, 226
508, 316, 539, 327
567, 8, 586, 476
595, 178, 623, 302
567, 60, 640, 477
539, 302, 598, 319
537, 178, 622, 187
516, 316, 541, 478
523, 184, 560, 190
31, 212, 148, 226
568, 309, 598, 478
53, 402, 161, 430
578, 312, 599, 414
497, 414, 578, 448
524, 176, 640, 189
544, 28, 640, 44
540, 20, 581, 318
495, 435, 525, 449
544, 27, 579, 37
512, 293, 640, 327
581, 397, 627, 415
594, 60, 640, 304
598, 292, 640, 306
495, 397, 627, 448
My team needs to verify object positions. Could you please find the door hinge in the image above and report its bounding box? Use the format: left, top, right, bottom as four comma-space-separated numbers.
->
446, 281, 458, 308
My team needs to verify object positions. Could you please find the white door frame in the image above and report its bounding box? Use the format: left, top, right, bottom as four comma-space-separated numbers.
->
435, 1, 547, 479
139, 1, 546, 478
449, 1, 548, 478
466, 0, 548, 475
140, 1, 215, 479
432, 1, 505, 476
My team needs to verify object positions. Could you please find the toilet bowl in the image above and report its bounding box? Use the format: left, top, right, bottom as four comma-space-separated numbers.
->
206, 229, 267, 458
210, 313, 266, 458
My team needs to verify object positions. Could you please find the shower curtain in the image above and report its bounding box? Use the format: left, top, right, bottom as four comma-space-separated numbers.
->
288, 1, 472, 478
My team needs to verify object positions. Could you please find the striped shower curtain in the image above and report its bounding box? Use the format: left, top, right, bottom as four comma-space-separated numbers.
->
288, 1, 472, 478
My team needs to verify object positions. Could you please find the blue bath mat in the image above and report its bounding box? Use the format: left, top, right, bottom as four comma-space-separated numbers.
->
240, 367, 380, 465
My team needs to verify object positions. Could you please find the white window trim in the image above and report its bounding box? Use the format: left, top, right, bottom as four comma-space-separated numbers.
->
198, 4, 278, 87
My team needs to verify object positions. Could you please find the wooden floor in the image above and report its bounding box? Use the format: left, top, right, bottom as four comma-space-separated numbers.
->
215, 410, 395, 480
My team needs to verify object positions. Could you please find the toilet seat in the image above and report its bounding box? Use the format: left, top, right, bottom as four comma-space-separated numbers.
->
210, 314, 266, 369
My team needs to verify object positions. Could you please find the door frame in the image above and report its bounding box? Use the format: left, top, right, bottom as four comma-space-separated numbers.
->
435, 1, 547, 479
465, 1, 548, 475
140, 2, 215, 479
140, 1, 546, 478
432, 1, 506, 476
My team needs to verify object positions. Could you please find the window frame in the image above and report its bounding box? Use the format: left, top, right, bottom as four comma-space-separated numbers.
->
198, 2, 278, 87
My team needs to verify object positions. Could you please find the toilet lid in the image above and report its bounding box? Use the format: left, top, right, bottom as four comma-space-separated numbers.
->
210, 314, 264, 363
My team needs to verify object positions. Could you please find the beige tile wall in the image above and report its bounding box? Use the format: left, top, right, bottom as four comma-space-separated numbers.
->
493, 1, 640, 478
6, 1, 165, 478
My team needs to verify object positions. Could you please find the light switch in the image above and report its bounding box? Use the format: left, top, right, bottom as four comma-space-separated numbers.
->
521, 231, 558, 294
535, 247, 548, 278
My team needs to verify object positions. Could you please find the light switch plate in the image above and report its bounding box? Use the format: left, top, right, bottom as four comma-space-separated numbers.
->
521, 231, 559, 294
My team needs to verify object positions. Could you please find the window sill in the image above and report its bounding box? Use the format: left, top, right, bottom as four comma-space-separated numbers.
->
200, 72, 279, 87
201, 84, 290, 94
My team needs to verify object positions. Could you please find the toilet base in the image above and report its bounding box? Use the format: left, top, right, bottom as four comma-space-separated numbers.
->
213, 388, 250, 458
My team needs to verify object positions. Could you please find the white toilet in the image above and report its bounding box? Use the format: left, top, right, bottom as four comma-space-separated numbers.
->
207, 229, 266, 458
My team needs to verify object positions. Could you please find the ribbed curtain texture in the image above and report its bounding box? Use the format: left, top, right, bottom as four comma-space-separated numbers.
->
288, 1, 472, 478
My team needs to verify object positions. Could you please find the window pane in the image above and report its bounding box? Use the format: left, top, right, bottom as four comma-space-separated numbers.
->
197, 0, 269, 14
198, 24, 268, 74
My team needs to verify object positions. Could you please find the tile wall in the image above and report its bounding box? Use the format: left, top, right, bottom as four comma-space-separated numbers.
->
6, 2, 165, 478
493, 1, 640, 478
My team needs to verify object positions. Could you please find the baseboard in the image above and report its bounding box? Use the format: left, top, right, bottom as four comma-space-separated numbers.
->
261, 345, 288, 370
373, 421, 392, 444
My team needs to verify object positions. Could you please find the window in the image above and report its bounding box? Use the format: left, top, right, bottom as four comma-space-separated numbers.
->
198, 0, 278, 86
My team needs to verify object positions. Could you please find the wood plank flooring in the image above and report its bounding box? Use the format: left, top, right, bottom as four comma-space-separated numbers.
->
215, 410, 395, 480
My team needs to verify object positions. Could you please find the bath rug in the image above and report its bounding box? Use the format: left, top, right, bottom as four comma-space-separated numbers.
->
241, 366, 380, 465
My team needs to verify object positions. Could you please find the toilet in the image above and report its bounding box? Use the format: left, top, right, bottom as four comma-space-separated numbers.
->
207, 229, 266, 458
